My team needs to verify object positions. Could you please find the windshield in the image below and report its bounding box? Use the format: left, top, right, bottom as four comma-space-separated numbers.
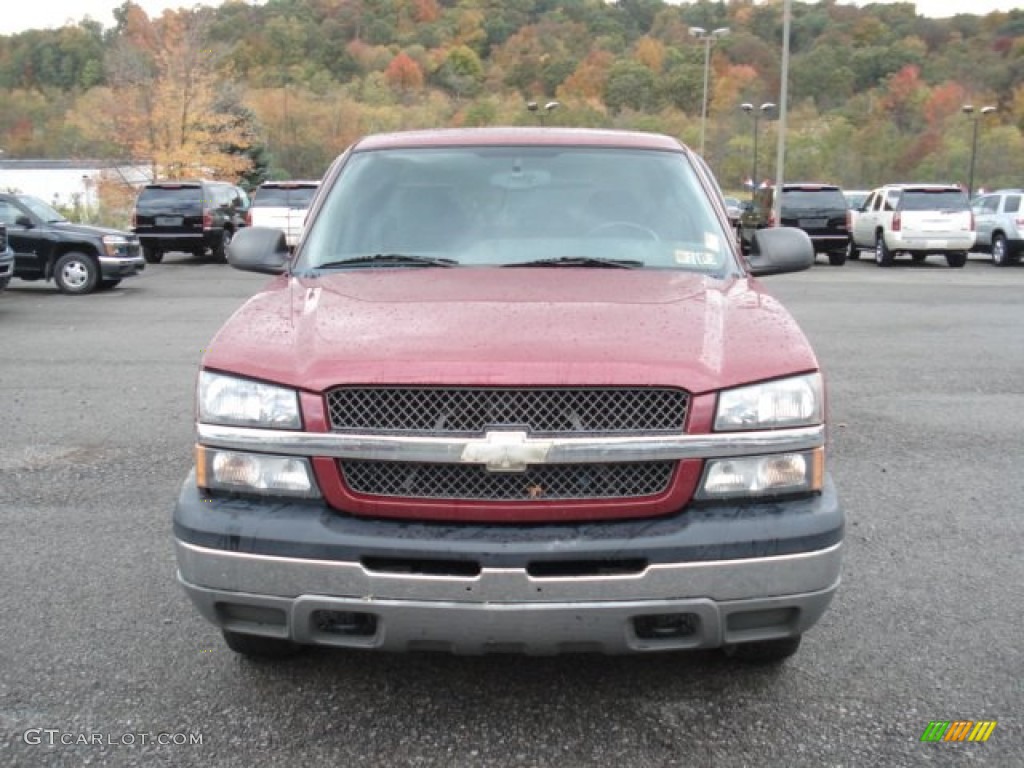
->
19, 195, 66, 223
297, 146, 733, 274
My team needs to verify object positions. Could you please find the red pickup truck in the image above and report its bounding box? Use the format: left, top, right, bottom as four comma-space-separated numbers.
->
174, 127, 843, 663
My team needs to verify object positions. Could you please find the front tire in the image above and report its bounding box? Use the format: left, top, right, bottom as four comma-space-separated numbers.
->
846, 238, 860, 261
827, 250, 846, 266
143, 246, 163, 264
723, 635, 802, 663
222, 630, 302, 660
875, 233, 893, 267
946, 252, 968, 268
53, 252, 100, 294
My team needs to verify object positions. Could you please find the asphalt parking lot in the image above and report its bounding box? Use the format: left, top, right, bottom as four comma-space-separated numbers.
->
1, 252, 1021, 767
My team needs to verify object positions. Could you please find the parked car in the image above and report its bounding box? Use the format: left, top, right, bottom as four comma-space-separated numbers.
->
174, 127, 843, 663
131, 180, 247, 264
847, 184, 974, 267
0, 193, 144, 294
723, 195, 744, 227
0, 223, 13, 293
246, 180, 320, 248
843, 190, 870, 210
972, 188, 1024, 266
739, 183, 851, 265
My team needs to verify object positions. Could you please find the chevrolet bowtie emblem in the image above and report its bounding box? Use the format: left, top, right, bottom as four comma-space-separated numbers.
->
460, 430, 553, 472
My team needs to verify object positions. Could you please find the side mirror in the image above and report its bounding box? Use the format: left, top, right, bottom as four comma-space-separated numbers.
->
746, 227, 814, 276
226, 227, 290, 275
15, 215, 33, 228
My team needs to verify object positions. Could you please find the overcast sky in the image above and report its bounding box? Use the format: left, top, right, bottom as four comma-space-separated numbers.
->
2, 0, 1020, 36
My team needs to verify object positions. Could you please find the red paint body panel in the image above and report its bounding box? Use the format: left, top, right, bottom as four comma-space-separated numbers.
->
202, 269, 818, 397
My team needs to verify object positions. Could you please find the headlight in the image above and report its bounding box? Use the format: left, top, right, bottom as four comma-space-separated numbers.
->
715, 373, 823, 431
198, 371, 301, 429
101, 234, 131, 257
696, 448, 823, 500
196, 446, 320, 498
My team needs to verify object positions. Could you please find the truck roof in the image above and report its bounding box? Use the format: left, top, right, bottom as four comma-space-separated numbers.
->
353, 127, 687, 152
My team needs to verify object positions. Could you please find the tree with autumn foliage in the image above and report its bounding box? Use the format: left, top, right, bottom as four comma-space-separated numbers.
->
86, 2, 257, 181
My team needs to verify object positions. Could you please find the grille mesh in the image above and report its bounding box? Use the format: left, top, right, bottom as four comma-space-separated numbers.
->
341, 461, 675, 501
326, 387, 688, 435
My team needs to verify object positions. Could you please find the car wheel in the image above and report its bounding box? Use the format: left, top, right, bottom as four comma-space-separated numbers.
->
846, 238, 859, 261
992, 234, 1010, 266
828, 250, 846, 266
143, 246, 163, 264
98, 279, 122, 290
874, 233, 893, 267
946, 252, 967, 268
53, 252, 100, 295
222, 630, 302, 660
0, 276, 10, 290
723, 635, 802, 663
212, 230, 231, 263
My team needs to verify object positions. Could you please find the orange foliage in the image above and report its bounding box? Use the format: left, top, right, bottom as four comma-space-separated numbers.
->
924, 81, 967, 124
385, 52, 424, 91
634, 37, 665, 74
412, 0, 440, 24
557, 50, 613, 104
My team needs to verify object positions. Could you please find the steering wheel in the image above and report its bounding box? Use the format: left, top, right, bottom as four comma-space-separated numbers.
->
587, 220, 660, 241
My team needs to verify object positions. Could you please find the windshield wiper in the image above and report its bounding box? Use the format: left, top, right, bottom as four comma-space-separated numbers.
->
503, 256, 643, 269
315, 253, 458, 269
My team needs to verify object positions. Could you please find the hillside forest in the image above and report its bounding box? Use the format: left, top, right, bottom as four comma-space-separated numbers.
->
0, 0, 1022, 224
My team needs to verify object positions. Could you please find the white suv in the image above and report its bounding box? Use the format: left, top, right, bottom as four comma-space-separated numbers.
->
246, 181, 320, 248
972, 189, 1024, 267
848, 184, 974, 267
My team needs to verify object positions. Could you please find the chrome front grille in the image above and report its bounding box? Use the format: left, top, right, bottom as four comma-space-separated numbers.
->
340, 461, 676, 501
326, 387, 688, 435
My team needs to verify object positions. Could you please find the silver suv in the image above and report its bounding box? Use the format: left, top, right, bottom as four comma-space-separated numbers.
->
973, 189, 1023, 267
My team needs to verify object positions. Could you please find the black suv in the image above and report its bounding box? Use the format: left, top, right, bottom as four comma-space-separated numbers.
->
0, 193, 144, 295
739, 183, 851, 265
132, 180, 247, 264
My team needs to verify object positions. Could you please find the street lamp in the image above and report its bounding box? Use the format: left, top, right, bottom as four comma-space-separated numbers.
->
527, 100, 560, 126
689, 26, 730, 157
962, 104, 996, 199
740, 102, 776, 200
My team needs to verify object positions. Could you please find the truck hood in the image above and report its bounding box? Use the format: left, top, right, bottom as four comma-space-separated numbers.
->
50, 221, 136, 239
203, 268, 818, 395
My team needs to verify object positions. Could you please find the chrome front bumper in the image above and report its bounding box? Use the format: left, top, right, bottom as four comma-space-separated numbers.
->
176, 539, 842, 654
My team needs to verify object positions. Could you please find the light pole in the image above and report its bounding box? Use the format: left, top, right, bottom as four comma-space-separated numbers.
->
740, 102, 776, 200
962, 104, 996, 199
689, 26, 729, 157
527, 100, 560, 126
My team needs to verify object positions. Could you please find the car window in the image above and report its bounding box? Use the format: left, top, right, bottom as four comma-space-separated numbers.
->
299, 146, 731, 273
254, 185, 318, 208
898, 190, 969, 211
781, 188, 847, 210
0, 200, 23, 226
884, 190, 899, 211
137, 186, 203, 211
1004, 195, 1021, 214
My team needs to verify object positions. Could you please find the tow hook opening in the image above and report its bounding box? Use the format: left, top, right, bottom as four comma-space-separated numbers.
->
633, 612, 700, 640
312, 609, 378, 637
